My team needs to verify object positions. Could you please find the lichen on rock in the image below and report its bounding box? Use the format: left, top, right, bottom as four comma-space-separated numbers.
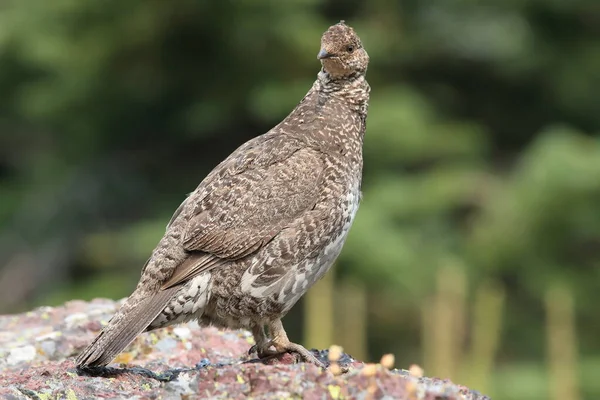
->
0, 300, 490, 399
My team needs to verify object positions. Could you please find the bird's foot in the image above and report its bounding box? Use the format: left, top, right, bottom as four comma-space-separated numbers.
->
249, 319, 326, 368
273, 341, 325, 368
250, 341, 324, 368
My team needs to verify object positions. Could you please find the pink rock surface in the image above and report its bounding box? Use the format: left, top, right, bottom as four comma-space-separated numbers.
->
0, 299, 490, 399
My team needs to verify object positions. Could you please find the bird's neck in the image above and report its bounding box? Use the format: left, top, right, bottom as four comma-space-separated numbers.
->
316, 70, 370, 116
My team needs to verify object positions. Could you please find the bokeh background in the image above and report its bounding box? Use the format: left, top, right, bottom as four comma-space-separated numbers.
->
1, 1, 598, 399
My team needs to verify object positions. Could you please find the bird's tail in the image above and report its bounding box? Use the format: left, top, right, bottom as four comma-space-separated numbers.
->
76, 286, 180, 368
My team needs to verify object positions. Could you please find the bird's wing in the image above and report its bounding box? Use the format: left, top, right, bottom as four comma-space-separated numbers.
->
160, 135, 326, 290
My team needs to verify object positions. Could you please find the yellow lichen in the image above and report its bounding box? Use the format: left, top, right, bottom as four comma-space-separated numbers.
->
328, 385, 341, 399
149, 333, 159, 344
66, 389, 78, 400
113, 352, 134, 364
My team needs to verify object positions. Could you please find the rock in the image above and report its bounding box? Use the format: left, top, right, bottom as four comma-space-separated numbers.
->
7, 345, 36, 365
0, 299, 490, 399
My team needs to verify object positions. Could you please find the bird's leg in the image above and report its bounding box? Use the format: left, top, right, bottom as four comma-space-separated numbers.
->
265, 319, 325, 368
248, 324, 273, 356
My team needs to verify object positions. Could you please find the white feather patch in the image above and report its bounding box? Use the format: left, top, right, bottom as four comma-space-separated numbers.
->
189, 274, 212, 314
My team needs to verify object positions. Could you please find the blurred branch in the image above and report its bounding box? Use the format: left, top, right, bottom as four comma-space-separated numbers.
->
336, 279, 368, 361
423, 262, 467, 380
546, 284, 580, 400
303, 269, 334, 350
463, 281, 505, 394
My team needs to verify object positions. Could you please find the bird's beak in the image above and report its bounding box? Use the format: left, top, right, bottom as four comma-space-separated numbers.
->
317, 48, 334, 60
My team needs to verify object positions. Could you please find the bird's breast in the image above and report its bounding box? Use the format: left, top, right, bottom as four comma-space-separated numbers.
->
323, 179, 361, 259
282, 178, 361, 304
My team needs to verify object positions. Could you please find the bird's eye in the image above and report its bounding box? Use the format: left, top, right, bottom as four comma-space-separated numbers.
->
346, 45, 354, 53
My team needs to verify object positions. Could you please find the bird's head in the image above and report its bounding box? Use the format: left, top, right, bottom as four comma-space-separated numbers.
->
318, 21, 369, 79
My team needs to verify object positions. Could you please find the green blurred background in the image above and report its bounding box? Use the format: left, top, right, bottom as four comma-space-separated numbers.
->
0, 0, 598, 399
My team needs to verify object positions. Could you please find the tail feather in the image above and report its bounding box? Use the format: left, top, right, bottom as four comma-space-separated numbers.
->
76, 287, 180, 368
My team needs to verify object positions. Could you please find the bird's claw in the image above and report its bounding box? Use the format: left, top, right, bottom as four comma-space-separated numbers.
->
248, 344, 258, 355
248, 340, 274, 356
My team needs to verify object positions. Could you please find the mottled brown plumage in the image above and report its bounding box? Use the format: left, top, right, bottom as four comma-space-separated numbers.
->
76, 21, 370, 369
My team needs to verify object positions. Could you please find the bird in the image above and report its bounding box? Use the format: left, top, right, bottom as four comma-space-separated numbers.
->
76, 20, 370, 369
